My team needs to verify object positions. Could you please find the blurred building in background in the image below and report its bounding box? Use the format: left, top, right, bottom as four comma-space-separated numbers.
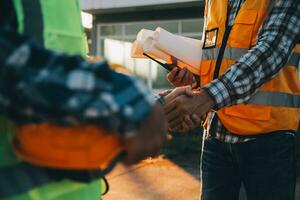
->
81, 0, 204, 89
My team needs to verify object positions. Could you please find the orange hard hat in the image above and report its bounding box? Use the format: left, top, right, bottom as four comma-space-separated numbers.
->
14, 123, 124, 170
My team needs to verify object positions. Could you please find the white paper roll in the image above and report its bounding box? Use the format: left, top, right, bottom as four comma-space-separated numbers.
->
153, 27, 203, 69
131, 29, 156, 58
143, 38, 172, 63
131, 40, 146, 58
131, 27, 203, 75
137, 29, 155, 42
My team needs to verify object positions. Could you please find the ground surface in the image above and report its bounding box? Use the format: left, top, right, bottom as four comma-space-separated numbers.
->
103, 131, 300, 200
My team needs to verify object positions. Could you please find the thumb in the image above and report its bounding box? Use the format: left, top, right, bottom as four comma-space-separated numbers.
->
159, 89, 173, 97
164, 86, 190, 103
184, 86, 193, 97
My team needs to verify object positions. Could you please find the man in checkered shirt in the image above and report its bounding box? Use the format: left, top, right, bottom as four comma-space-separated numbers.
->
164, 0, 300, 199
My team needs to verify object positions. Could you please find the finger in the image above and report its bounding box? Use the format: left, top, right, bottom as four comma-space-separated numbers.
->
184, 86, 194, 97
188, 72, 194, 86
164, 86, 191, 104
174, 68, 187, 84
183, 71, 192, 86
159, 89, 173, 97
191, 114, 201, 126
167, 67, 179, 82
170, 124, 183, 132
164, 98, 179, 114
182, 68, 192, 85
164, 93, 180, 108
168, 117, 183, 130
181, 121, 189, 132
184, 115, 194, 129
165, 108, 180, 122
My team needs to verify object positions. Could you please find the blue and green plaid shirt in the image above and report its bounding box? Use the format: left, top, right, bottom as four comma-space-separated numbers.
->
0, 5, 155, 137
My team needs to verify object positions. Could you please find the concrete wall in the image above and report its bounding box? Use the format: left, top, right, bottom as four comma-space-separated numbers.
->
81, 0, 201, 10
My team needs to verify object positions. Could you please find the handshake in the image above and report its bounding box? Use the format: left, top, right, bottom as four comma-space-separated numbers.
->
160, 67, 214, 132
123, 67, 214, 165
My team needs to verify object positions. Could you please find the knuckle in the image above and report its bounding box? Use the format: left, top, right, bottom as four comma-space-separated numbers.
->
186, 118, 192, 124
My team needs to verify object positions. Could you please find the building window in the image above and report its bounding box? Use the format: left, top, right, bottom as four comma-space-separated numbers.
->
100, 24, 123, 36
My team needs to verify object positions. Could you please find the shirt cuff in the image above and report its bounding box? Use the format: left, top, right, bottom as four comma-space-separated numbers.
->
202, 77, 233, 110
118, 79, 156, 137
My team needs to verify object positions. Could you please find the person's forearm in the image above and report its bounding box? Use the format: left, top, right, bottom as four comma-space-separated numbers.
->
0, 29, 155, 136
203, 0, 300, 110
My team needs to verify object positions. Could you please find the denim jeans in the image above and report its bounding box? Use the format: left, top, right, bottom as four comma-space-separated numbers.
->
200, 132, 296, 200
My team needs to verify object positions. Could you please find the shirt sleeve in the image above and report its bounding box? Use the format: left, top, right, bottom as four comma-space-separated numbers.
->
0, 28, 156, 137
203, 0, 300, 110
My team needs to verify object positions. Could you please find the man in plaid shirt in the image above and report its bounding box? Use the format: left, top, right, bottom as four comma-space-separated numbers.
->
164, 0, 300, 199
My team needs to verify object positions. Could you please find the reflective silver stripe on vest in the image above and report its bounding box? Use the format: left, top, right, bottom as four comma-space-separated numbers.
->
202, 47, 219, 60
287, 52, 300, 68
203, 46, 300, 70
224, 47, 248, 61
202, 46, 248, 61
248, 92, 300, 108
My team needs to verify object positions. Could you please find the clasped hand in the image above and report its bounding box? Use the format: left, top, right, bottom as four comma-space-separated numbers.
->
160, 86, 214, 132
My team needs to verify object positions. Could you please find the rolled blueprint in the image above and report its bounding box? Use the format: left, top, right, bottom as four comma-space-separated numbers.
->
143, 37, 172, 63
137, 29, 155, 42
153, 27, 203, 69
131, 40, 146, 58
131, 29, 155, 58
131, 27, 203, 75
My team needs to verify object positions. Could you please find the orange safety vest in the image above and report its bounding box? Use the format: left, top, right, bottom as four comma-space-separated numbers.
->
200, 0, 300, 135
